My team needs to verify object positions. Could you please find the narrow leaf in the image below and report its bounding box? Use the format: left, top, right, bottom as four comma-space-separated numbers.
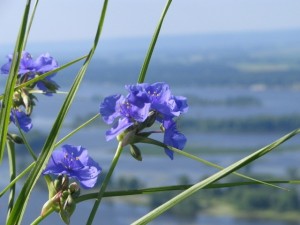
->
132, 128, 300, 224
137, 0, 172, 83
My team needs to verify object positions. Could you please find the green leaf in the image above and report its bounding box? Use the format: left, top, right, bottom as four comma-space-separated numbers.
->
137, 0, 172, 83
0, 0, 31, 164
134, 135, 288, 191
0, 162, 35, 198
6, 140, 16, 223
6, 0, 108, 223
131, 128, 300, 224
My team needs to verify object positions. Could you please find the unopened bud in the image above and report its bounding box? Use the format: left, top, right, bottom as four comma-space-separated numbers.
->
129, 144, 142, 161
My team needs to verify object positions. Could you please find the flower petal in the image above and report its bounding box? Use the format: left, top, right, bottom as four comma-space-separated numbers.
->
105, 117, 134, 141
42, 150, 68, 175
163, 120, 187, 159
10, 110, 33, 132
100, 94, 124, 124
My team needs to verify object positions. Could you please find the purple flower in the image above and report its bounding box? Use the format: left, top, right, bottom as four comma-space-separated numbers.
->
163, 120, 187, 160
10, 109, 33, 132
33, 53, 59, 94
1, 51, 59, 94
43, 145, 102, 189
99, 82, 188, 159
127, 82, 188, 121
100, 94, 150, 141
1, 52, 34, 75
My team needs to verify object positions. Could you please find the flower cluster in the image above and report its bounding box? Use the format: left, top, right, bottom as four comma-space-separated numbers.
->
43, 144, 102, 189
1, 51, 59, 94
1, 51, 59, 133
42, 145, 101, 224
100, 82, 188, 159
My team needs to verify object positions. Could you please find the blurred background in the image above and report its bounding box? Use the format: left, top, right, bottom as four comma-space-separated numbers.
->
1, 0, 300, 224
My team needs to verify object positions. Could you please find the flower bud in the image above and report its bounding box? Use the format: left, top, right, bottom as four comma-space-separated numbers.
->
7, 133, 24, 144
69, 182, 80, 198
40, 195, 57, 216
129, 144, 142, 161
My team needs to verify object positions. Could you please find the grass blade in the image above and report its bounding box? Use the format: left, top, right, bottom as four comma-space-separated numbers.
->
0, 162, 35, 198
0, 54, 88, 100
6, 140, 16, 222
6, 0, 109, 223
135, 136, 288, 191
137, 0, 172, 83
0, 0, 31, 163
132, 128, 300, 224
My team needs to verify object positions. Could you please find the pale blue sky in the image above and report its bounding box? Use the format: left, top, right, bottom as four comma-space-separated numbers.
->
1, 0, 300, 44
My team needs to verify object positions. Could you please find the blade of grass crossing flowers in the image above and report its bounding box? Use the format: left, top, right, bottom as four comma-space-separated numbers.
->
6, 1, 109, 224
6, 140, 16, 222
132, 128, 300, 224
14, 55, 87, 94
0, 0, 31, 163
137, 0, 172, 83
135, 136, 288, 191
0, 55, 87, 101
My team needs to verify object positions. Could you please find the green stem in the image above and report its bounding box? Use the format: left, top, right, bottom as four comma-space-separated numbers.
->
6, 140, 16, 223
0, 162, 35, 198
30, 207, 54, 225
17, 125, 37, 161
137, 0, 172, 83
55, 113, 100, 147
76, 180, 300, 203
86, 141, 123, 225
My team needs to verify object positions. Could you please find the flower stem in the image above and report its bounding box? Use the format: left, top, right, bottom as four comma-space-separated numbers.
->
55, 113, 100, 147
86, 141, 123, 225
30, 207, 54, 225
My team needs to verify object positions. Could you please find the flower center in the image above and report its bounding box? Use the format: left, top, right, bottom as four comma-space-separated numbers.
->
63, 153, 80, 170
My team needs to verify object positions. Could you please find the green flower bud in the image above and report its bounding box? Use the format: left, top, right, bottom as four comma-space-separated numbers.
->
129, 144, 142, 161
7, 133, 24, 144
69, 182, 80, 198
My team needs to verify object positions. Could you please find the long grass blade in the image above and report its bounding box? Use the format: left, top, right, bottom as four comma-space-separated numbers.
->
55, 113, 100, 147
6, 0, 109, 223
135, 136, 287, 191
137, 0, 172, 83
0, 0, 31, 164
132, 128, 300, 224
6, 140, 16, 222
